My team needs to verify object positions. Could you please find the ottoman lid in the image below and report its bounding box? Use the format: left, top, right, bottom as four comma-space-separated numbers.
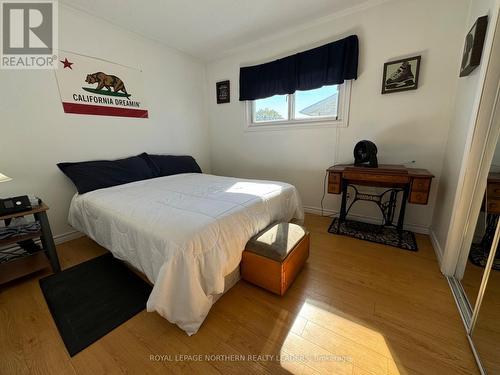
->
245, 222, 307, 261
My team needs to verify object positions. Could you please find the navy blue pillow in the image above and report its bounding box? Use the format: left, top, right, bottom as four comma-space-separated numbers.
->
139, 153, 202, 177
57, 155, 155, 194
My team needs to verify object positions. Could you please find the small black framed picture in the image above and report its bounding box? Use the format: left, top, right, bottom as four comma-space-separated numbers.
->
382, 55, 421, 94
216, 80, 230, 104
460, 15, 488, 77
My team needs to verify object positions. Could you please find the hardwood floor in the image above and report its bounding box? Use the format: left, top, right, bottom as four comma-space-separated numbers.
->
0, 214, 479, 375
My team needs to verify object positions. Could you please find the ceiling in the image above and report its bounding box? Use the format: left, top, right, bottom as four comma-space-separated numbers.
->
60, 0, 374, 60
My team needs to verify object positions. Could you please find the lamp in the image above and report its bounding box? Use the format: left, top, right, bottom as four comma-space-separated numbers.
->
0, 173, 12, 183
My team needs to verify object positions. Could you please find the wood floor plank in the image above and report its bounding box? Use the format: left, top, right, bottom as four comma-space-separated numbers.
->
301, 320, 388, 375
370, 317, 477, 375
70, 340, 127, 375
296, 298, 393, 359
0, 292, 32, 375
2, 279, 77, 375
124, 313, 222, 375
280, 331, 353, 374
0, 213, 479, 375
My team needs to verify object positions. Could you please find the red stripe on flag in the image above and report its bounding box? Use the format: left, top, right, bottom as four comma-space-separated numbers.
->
62, 102, 149, 118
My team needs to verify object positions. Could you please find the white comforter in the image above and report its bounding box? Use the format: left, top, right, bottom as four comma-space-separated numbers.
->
68, 173, 303, 334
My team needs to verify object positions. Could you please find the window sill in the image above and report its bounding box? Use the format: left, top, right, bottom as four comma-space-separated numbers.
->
245, 118, 347, 132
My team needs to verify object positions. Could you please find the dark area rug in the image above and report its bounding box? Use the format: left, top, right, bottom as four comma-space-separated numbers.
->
39, 253, 152, 356
469, 243, 500, 271
328, 218, 418, 251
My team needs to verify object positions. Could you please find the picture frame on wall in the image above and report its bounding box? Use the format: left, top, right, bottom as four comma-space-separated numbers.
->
459, 15, 488, 77
216, 80, 230, 104
381, 55, 421, 94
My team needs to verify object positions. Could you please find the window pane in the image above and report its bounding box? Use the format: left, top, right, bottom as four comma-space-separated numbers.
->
253, 95, 288, 122
294, 85, 339, 119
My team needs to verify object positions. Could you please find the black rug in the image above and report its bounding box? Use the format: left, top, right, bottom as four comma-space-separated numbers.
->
39, 253, 152, 356
328, 218, 418, 251
469, 243, 500, 271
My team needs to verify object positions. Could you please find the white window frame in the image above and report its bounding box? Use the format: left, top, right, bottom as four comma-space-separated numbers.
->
244, 81, 351, 131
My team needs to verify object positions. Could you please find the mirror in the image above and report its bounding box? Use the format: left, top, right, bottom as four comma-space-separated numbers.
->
458, 142, 500, 311
471, 232, 500, 374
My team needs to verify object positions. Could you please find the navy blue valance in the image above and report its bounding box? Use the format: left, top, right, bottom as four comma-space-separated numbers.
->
239, 35, 359, 101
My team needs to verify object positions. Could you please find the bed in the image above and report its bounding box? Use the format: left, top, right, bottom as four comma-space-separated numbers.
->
68, 172, 303, 335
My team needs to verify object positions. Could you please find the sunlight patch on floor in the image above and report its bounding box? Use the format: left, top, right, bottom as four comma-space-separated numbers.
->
279, 299, 402, 375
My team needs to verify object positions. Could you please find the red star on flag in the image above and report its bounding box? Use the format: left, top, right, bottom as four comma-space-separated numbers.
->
60, 58, 74, 69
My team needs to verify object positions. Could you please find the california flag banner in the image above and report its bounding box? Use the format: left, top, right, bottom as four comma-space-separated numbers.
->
55, 52, 149, 118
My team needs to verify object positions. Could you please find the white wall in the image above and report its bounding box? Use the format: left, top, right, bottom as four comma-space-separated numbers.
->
206, 0, 469, 232
0, 5, 210, 238
431, 0, 498, 263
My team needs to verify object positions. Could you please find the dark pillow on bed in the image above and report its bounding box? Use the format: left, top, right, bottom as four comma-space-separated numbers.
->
139, 153, 202, 177
57, 155, 155, 194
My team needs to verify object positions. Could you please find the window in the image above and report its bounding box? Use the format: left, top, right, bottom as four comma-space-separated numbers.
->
253, 94, 288, 122
246, 82, 351, 130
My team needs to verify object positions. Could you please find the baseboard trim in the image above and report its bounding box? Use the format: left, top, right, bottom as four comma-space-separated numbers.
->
303, 205, 430, 234
429, 229, 444, 266
53, 230, 84, 245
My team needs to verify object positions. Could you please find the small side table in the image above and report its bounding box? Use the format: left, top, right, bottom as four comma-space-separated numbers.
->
0, 203, 61, 284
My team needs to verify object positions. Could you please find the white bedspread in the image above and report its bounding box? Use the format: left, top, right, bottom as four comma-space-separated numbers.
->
68, 173, 303, 334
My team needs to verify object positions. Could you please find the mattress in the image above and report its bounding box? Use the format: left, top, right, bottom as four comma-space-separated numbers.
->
68, 173, 303, 334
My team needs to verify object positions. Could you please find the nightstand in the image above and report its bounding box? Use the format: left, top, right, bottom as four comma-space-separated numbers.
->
0, 203, 61, 284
